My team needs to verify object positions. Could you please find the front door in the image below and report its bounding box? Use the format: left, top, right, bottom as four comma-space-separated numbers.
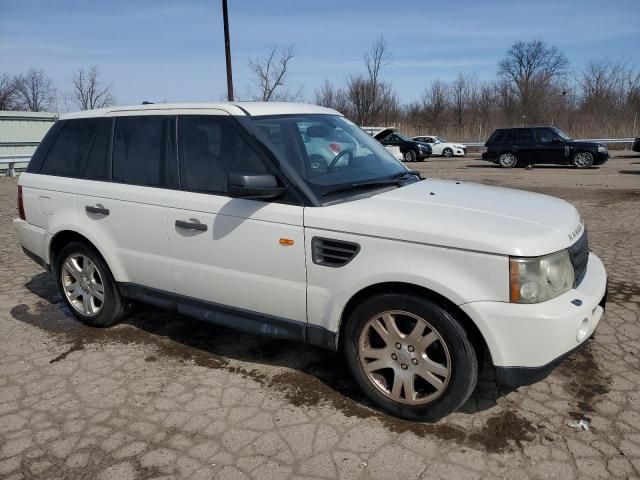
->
534, 128, 566, 163
515, 128, 536, 164
165, 113, 307, 324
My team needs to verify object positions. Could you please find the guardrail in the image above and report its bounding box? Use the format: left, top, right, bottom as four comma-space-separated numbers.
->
462, 138, 636, 148
0, 155, 31, 177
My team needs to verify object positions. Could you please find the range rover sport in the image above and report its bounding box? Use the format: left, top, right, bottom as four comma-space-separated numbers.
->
14, 103, 608, 421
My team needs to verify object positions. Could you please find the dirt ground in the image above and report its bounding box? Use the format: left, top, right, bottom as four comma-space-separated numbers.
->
0, 152, 639, 479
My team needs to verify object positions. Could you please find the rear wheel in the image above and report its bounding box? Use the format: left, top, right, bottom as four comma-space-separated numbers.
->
343, 293, 478, 421
572, 151, 594, 168
442, 148, 453, 157
55, 241, 128, 327
404, 150, 417, 162
498, 152, 517, 168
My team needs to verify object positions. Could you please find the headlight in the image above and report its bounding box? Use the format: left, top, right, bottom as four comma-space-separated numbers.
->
509, 250, 574, 303
598, 145, 608, 153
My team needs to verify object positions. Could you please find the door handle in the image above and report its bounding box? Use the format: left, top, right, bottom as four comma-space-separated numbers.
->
86, 205, 110, 216
175, 220, 208, 231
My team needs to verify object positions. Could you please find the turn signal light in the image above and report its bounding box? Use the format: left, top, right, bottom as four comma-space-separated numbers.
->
279, 238, 294, 246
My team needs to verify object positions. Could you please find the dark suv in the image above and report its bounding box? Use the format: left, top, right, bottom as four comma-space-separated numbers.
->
482, 127, 609, 168
374, 129, 432, 162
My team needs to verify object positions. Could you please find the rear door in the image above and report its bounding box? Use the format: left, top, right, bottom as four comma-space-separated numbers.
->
165, 113, 307, 324
73, 113, 176, 298
515, 128, 536, 163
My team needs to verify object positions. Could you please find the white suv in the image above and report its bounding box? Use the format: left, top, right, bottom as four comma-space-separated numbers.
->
14, 102, 607, 421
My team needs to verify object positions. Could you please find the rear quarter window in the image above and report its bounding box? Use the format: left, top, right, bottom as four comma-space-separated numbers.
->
488, 129, 514, 143
39, 119, 100, 177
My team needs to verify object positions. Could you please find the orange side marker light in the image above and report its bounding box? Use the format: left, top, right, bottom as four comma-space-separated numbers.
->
279, 238, 294, 246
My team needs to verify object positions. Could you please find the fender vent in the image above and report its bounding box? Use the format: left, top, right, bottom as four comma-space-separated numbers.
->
312, 237, 360, 267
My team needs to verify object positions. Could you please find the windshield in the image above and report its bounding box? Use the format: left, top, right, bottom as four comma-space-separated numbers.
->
395, 132, 412, 142
435, 136, 446, 143
551, 127, 572, 140
248, 114, 410, 199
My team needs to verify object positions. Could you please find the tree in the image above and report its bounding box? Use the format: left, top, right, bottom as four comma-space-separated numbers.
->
314, 79, 350, 114
422, 79, 449, 130
0, 73, 19, 110
248, 46, 303, 101
69, 66, 116, 110
450, 73, 473, 127
14, 69, 57, 112
498, 40, 569, 121
345, 36, 396, 125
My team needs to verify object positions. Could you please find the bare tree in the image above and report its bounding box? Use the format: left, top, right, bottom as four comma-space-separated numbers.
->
345, 36, 396, 125
248, 46, 303, 101
70, 66, 116, 110
314, 79, 350, 114
14, 69, 57, 112
450, 73, 473, 127
0, 73, 19, 110
498, 40, 569, 121
422, 79, 449, 130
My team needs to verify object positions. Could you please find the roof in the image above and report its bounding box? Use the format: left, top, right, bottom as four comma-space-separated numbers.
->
60, 102, 341, 120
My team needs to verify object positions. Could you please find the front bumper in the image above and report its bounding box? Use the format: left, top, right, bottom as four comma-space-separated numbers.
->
594, 151, 609, 165
460, 252, 607, 387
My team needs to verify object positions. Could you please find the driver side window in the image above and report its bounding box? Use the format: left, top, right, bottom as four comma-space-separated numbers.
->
536, 128, 555, 144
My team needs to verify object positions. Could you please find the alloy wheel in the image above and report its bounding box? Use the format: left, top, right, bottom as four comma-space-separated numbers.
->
358, 310, 451, 405
499, 152, 517, 167
61, 254, 105, 316
574, 152, 592, 168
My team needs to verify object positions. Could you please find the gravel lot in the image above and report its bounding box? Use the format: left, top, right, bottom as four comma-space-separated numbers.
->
0, 152, 639, 479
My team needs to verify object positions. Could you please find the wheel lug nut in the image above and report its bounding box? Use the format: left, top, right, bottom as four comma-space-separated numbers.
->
401, 364, 408, 370
411, 358, 418, 365
395, 343, 401, 349
391, 353, 397, 360
408, 346, 414, 352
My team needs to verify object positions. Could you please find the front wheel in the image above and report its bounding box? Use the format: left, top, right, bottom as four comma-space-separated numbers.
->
572, 151, 594, 168
343, 293, 478, 421
442, 148, 453, 157
55, 241, 129, 327
403, 150, 417, 162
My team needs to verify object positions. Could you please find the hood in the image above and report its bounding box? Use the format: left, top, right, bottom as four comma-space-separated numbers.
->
373, 127, 395, 140
305, 180, 582, 257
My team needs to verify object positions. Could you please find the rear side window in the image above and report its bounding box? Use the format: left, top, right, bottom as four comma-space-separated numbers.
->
40, 119, 100, 177
489, 129, 513, 143
84, 118, 112, 181
26, 121, 64, 174
178, 115, 268, 194
112, 116, 177, 188
517, 128, 535, 144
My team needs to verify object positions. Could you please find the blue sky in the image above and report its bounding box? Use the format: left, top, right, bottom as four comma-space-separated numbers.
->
1, 0, 639, 107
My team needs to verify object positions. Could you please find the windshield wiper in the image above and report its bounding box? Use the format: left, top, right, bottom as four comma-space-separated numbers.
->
321, 179, 402, 198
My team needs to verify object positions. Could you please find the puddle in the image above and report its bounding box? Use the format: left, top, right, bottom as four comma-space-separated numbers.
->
11, 299, 535, 453
607, 279, 640, 304
556, 341, 611, 421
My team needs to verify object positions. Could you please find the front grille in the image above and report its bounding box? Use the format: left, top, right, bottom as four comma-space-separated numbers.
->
312, 237, 360, 267
568, 231, 589, 287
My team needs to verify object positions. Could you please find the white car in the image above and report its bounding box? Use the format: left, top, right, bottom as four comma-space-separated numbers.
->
14, 102, 607, 421
413, 135, 467, 157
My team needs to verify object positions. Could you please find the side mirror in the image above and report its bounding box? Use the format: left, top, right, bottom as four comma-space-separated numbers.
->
228, 172, 286, 200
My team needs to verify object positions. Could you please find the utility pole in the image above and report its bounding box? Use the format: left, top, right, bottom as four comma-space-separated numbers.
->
222, 0, 234, 101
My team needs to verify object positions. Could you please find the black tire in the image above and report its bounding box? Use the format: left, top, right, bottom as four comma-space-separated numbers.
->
572, 151, 594, 168
442, 148, 453, 157
55, 241, 128, 327
343, 293, 478, 421
498, 152, 517, 168
404, 150, 417, 162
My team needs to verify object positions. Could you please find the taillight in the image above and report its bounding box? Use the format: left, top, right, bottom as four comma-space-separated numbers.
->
329, 143, 341, 153
17, 185, 25, 220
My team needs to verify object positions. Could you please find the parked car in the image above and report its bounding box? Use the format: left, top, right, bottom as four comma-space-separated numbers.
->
367, 127, 432, 162
412, 135, 467, 157
14, 103, 607, 421
482, 126, 609, 168
632, 137, 640, 153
